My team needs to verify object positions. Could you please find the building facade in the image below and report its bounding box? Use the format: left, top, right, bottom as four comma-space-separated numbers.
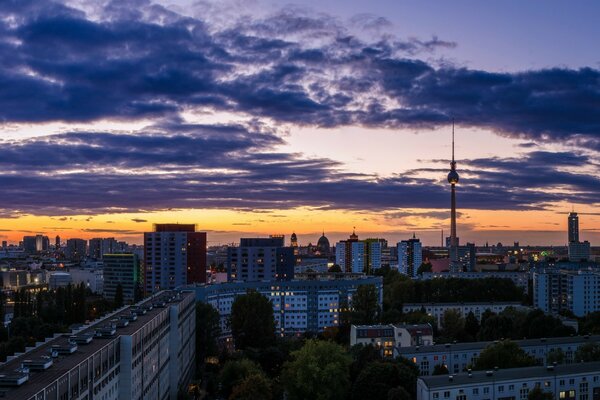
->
0, 290, 195, 400
398, 235, 423, 277
144, 224, 207, 294
227, 237, 295, 282
103, 254, 141, 303
401, 302, 525, 329
65, 238, 87, 261
350, 323, 433, 357
400, 335, 600, 376
193, 273, 383, 338
417, 361, 600, 400
534, 269, 600, 317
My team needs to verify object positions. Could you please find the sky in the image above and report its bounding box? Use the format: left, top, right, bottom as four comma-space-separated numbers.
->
1, 0, 600, 246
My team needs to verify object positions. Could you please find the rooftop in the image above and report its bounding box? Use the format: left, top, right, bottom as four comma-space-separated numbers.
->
420, 361, 600, 389
398, 334, 600, 355
0, 290, 191, 398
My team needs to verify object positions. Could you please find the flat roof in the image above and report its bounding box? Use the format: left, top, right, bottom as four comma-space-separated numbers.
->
398, 335, 600, 355
0, 291, 191, 399
420, 361, 600, 389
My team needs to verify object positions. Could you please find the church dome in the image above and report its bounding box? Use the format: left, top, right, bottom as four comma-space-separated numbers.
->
317, 232, 330, 254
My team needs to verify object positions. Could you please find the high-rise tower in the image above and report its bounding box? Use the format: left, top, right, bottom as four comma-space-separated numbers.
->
568, 211, 579, 243
447, 122, 460, 270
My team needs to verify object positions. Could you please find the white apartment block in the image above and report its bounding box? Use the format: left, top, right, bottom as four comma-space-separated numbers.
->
192, 274, 383, 338
534, 270, 600, 317
0, 290, 195, 400
402, 302, 525, 329
350, 324, 433, 357
417, 362, 600, 400
399, 335, 600, 376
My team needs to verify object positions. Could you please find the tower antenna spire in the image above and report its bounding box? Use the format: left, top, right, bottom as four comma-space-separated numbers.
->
452, 118, 455, 163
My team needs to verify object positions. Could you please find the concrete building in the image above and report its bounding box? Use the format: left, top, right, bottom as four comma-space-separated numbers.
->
227, 237, 295, 282
350, 324, 433, 357
534, 269, 600, 317
419, 271, 530, 293
398, 235, 423, 277
65, 238, 87, 261
103, 254, 141, 303
48, 272, 73, 289
0, 290, 195, 400
144, 224, 207, 294
402, 302, 525, 329
417, 361, 600, 400
68, 268, 104, 293
568, 212, 592, 262
400, 335, 600, 376
23, 235, 49, 254
192, 273, 382, 339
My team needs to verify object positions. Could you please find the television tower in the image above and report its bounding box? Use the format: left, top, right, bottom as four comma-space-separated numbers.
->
447, 121, 460, 270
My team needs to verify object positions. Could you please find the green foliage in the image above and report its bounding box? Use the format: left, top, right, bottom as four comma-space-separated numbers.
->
441, 309, 465, 341
328, 264, 342, 273
229, 373, 272, 400
464, 311, 480, 339
473, 340, 537, 370
282, 340, 351, 400
477, 308, 575, 341
579, 312, 600, 334
196, 302, 220, 372
219, 358, 264, 399
387, 387, 412, 400
546, 348, 565, 365
574, 343, 600, 362
349, 344, 383, 382
527, 387, 554, 400
416, 262, 432, 275
432, 364, 449, 375
350, 284, 380, 325
230, 291, 276, 350
351, 362, 405, 400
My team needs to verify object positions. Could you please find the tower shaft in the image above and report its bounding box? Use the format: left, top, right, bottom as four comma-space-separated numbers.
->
450, 183, 458, 262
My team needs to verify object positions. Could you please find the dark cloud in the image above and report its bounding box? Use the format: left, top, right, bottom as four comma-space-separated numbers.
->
0, 123, 597, 216
131, 218, 147, 223
0, 0, 596, 144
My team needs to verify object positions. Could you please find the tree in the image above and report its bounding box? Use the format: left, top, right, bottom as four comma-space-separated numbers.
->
328, 264, 342, 273
464, 311, 480, 339
546, 348, 565, 365
196, 302, 221, 371
416, 262, 432, 275
219, 359, 264, 399
349, 344, 383, 382
478, 315, 513, 341
441, 309, 465, 341
432, 364, 449, 375
387, 387, 411, 400
574, 343, 600, 362
351, 284, 380, 325
351, 361, 404, 400
114, 284, 124, 308
229, 373, 272, 400
230, 291, 276, 350
282, 340, 351, 400
528, 387, 554, 400
473, 341, 537, 370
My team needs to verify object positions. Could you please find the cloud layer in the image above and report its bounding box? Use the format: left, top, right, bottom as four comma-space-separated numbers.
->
0, 0, 598, 217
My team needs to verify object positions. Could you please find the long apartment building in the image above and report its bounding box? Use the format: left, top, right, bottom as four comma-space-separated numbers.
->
192, 273, 382, 338
0, 290, 195, 400
398, 335, 600, 376
402, 302, 526, 329
417, 362, 600, 400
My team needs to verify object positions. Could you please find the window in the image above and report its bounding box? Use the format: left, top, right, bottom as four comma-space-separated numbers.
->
444, 391, 450, 398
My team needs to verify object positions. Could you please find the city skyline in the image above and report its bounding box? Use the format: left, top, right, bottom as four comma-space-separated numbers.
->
1, 0, 600, 246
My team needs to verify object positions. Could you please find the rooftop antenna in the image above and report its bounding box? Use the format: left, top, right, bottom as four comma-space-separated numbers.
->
452, 118, 455, 164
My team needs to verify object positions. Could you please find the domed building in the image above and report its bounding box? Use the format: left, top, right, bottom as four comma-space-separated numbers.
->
316, 231, 330, 256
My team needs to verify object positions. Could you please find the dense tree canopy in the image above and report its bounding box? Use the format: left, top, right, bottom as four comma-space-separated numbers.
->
230, 291, 276, 350
473, 341, 537, 370
350, 284, 380, 325
196, 302, 221, 371
282, 340, 351, 400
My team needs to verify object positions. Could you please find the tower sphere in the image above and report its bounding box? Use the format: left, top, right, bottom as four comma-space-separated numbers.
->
447, 170, 459, 184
